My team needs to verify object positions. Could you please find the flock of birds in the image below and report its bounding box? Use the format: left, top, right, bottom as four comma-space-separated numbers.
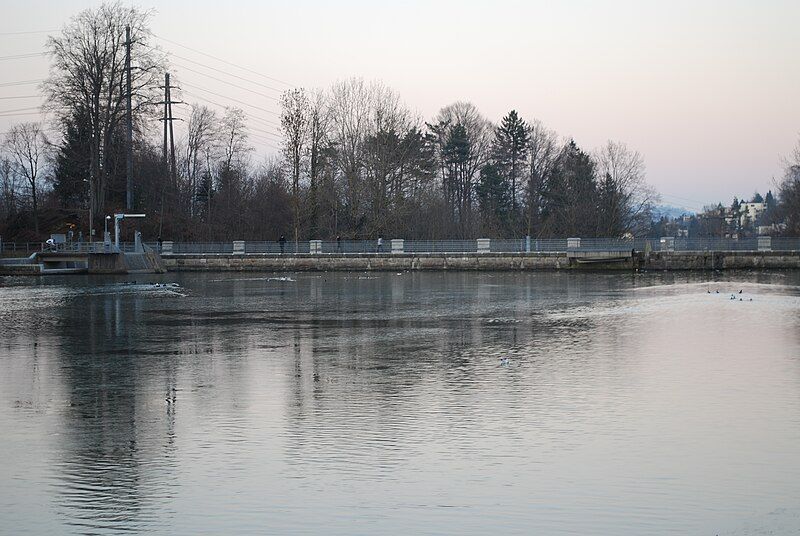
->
708, 288, 753, 301
495, 286, 756, 369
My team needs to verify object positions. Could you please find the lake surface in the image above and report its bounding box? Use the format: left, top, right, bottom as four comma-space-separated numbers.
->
1, 271, 800, 535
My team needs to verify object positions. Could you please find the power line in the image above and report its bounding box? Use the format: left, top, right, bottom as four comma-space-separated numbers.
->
248, 125, 282, 140
181, 90, 280, 129
181, 84, 279, 117
173, 61, 279, 101
659, 193, 712, 209
150, 32, 294, 87
0, 106, 41, 114
0, 111, 45, 118
0, 52, 47, 61
248, 138, 281, 152
0, 79, 44, 88
169, 54, 282, 94
0, 30, 56, 36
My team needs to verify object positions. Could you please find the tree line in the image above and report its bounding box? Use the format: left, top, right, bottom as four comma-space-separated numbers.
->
0, 2, 796, 243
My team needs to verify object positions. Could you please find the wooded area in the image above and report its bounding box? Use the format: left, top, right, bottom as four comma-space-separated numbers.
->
1, 3, 797, 243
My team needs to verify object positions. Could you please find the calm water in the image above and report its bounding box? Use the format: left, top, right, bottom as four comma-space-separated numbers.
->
2, 271, 800, 535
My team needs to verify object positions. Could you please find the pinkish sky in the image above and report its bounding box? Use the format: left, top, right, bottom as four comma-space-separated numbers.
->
2, 0, 798, 210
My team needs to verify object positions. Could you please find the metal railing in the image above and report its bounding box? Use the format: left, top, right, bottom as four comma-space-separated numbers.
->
0, 241, 162, 256
4, 237, 800, 256
0, 241, 41, 256
159, 237, 800, 254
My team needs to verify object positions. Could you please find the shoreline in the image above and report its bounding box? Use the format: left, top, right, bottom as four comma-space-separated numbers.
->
160, 251, 800, 272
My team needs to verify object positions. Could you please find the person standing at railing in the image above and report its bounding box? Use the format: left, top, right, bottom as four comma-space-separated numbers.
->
377, 236, 383, 253
157, 235, 163, 253
279, 234, 286, 254
337, 235, 341, 252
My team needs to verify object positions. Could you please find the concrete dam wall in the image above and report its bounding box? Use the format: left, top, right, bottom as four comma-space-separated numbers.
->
161, 251, 800, 272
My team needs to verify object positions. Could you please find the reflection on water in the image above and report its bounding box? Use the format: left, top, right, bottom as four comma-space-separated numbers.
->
1, 271, 800, 535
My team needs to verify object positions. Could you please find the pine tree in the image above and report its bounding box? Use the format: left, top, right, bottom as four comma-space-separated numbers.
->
52, 112, 91, 209
476, 163, 511, 234
492, 110, 530, 231
541, 140, 598, 236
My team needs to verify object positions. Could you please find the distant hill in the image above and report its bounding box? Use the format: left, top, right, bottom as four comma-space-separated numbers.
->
651, 204, 696, 221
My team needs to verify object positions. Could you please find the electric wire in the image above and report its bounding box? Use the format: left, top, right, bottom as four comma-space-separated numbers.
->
150, 32, 293, 87
180, 83, 279, 116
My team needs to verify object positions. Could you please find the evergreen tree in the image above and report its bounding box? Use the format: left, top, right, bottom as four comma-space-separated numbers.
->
492, 110, 530, 231
442, 123, 474, 231
765, 190, 776, 210
597, 172, 622, 236
476, 163, 510, 234
52, 112, 90, 209
541, 140, 598, 236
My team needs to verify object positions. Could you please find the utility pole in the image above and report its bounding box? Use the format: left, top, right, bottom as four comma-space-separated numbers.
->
162, 73, 169, 172
167, 78, 177, 185
158, 72, 182, 237
159, 72, 181, 181
125, 25, 133, 210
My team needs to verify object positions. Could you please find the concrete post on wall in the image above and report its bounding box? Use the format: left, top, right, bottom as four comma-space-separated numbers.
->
162, 241, 173, 255
525, 235, 531, 253
134, 231, 143, 253
391, 239, 404, 253
660, 236, 675, 252
310, 240, 322, 254
567, 238, 581, 250
757, 236, 772, 251
233, 240, 245, 255
477, 238, 491, 253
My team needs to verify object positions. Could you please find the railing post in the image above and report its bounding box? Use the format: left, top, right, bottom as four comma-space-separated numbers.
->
233, 240, 245, 255
757, 236, 771, 252
310, 240, 322, 254
477, 238, 491, 253
391, 239, 404, 254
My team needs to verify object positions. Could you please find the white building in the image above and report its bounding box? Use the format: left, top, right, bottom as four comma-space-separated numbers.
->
739, 202, 766, 226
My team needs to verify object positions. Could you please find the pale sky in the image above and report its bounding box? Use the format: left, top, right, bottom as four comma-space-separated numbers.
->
2, 0, 798, 210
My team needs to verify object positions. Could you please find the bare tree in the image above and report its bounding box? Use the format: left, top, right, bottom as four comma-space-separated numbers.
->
429, 102, 493, 235
209, 107, 252, 238
593, 140, 658, 236
778, 138, 800, 235
219, 107, 251, 175
362, 82, 416, 235
526, 119, 559, 237
43, 2, 165, 230
280, 88, 309, 245
184, 105, 219, 217
328, 78, 373, 235
0, 158, 18, 221
4, 123, 51, 235
306, 88, 331, 236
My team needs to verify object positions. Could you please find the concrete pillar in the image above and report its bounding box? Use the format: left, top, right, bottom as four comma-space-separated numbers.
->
310, 240, 322, 254
134, 231, 143, 253
757, 236, 771, 251
567, 237, 581, 249
233, 240, 245, 255
477, 238, 491, 253
660, 236, 675, 252
525, 235, 531, 253
162, 241, 173, 255
391, 239, 404, 253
